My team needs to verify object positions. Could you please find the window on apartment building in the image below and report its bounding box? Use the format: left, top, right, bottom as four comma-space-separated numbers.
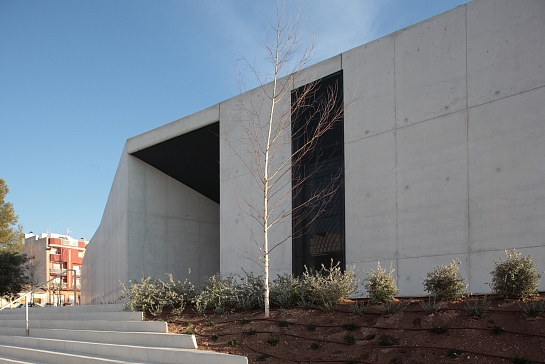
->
78, 251, 84, 258
291, 71, 345, 275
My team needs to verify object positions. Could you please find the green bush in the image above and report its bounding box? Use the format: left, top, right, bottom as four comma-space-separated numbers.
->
489, 249, 542, 300
120, 274, 195, 317
298, 261, 359, 309
271, 261, 358, 310
365, 262, 398, 304
192, 272, 264, 315
119, 262, 375, 314
270, 274, 301, 308
464, 295, 489, 318
423, 260, 467, 301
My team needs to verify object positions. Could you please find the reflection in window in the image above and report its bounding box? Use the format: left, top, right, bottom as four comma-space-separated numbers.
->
291, 71, 345, 275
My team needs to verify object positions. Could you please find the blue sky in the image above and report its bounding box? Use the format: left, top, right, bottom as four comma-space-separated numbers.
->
0, 0, 468, 241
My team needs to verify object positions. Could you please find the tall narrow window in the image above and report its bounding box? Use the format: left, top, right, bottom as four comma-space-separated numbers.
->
292, 71, 345, 275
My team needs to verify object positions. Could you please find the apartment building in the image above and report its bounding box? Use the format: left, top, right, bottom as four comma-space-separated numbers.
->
23, 232, 87, 305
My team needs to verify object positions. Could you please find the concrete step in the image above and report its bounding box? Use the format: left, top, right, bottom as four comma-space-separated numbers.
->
0, 311, 142, 322
0, 304, 248, 364
0, 336, 247, 364
31, 328, 197, 349
0, 319, 167, 333
0, 304, 126, 315
0, 353, 49, 364
0, 345, 153, 364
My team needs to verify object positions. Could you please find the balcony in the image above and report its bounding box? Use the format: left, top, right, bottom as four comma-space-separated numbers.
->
50, 254, 62, 262
50, 268, 62, 274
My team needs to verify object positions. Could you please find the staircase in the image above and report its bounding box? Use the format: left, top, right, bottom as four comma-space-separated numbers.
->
0, 304, 247, 364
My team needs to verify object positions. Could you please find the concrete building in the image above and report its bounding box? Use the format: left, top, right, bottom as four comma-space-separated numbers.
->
82, 0, 545, 304
23, 232, 87, 305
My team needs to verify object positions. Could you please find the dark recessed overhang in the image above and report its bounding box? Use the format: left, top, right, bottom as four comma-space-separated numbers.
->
131, 122, 219, 203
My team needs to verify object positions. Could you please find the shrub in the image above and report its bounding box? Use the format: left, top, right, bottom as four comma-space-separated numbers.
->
518, 300, 545, 318
344, 333, 356, 345
270, 274, 301, 308
489, 250, 542, 300
365, 262, 398, 304
423, 260, 466, 301
192, 274, 235, 314
227, 338, 239, 346
341, 322, 359, 331
350, 300, 368, 315
378, 338, 395, 346
380, 300, 410, 315
192, 272, 264, 314
511, 355, 535, 364
245, 329, 257, 336
465, 295, 489, 318
299, 261, 359, 309
241, 317, 253, 324
492, 326, 503, 335
419, 296, 442, 315
266, 337, 279, 346
447, 348, 464, 358
430, 325, 449, 334
120, 273, 195, 317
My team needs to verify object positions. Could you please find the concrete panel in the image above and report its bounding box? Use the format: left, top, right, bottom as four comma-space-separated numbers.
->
160, 104, 219, 143
343, 36, 395, 142
199, 222, 221, 280
126, 104, 220, 154
219, 171, 292, 279
397, 253, 469, 297
395, 5, 466, 126
397, 111, 468, 257
145, 165, 167, 216
220, 74, 293, 280
467, 0, 545, 107
468, 87, 545, 252
293, 55, 342, 89
345, 131, 397, 263
127, 211, 146, 280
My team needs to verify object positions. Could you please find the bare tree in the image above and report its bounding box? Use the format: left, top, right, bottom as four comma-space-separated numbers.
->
227, 1, 347, 317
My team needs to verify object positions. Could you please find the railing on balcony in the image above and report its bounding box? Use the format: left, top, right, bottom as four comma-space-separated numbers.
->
50, 268, 62, 274
49, 254, 62, 262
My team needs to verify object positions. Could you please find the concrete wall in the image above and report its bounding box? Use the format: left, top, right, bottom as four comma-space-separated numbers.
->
82, 109, 221, 304
84, 0, 545, 302
82, 147, 129, 304
125, 155, 220, 287
343, 0, 545, 296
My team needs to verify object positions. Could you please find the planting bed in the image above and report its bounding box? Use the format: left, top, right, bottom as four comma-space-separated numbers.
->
161, 296, 545, 364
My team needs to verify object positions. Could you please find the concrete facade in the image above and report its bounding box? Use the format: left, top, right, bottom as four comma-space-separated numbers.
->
82, 0, 545, 304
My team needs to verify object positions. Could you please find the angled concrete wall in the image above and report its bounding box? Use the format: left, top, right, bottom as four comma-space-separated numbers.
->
82, 108, 221, 304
